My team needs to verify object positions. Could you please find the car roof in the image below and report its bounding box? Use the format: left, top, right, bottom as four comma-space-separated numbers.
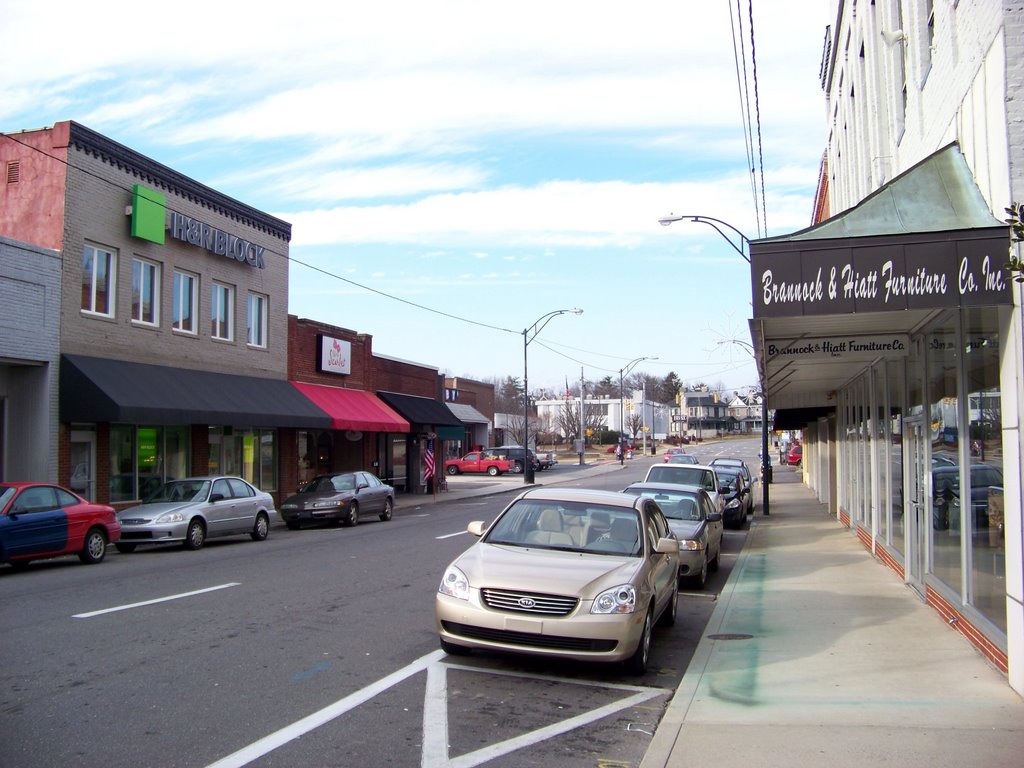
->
517, 487, 644, 509
624, 482, 708, 497
711, 458, 745, 465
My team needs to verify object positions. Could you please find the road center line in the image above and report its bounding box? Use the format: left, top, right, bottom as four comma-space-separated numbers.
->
72, 583, 241, 618
435, 531, 468, 539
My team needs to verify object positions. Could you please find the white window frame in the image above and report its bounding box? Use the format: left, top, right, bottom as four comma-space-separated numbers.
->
211, 282, 234, 341
131, 256, 161, 326
247, 291, 268, 348
81, 243, 116, 317
172, 270, 199, 335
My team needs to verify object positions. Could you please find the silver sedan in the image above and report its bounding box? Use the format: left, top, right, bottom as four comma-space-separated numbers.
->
116, 476, 276, 552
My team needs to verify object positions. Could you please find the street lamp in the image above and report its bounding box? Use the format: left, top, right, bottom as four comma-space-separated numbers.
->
619, 356, 657, 465
660, 213, 768, 514
523, 308, 583, 484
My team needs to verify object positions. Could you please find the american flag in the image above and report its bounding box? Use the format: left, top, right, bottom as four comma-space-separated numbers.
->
424, 438, 435, 480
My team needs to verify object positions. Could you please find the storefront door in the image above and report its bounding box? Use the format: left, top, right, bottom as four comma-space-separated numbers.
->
69, 430, 96, 500
905, 417, 928, 596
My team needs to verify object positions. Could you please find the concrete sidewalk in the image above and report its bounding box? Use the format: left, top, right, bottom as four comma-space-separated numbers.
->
641, 469, 1024, 768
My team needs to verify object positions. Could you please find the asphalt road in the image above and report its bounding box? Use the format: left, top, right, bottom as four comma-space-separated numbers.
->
0, 438, 762, 768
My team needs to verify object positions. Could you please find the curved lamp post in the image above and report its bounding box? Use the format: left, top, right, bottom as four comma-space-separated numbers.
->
659, 213, 768, 514
523, 308, 583, 484
619, 356, 657, 465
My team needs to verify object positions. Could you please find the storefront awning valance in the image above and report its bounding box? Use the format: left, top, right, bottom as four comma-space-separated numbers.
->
60, 354, 332, 428
378, 391, 465, 431
291, 382, 409, 433
774, 407, 835, 431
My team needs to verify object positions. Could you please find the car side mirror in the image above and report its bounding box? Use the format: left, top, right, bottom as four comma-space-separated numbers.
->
209, 492, 225, 503
467, 520, 487, 536
357, 483, 369, 491
655, 536, 679, 554
708, 512, 722, 522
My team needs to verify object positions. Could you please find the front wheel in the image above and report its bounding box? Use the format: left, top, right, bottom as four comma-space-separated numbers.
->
79, 528, 108, 564
183, 519, 206, 550
446, 465, 459, 476
379, 498, 393, 522
250, 512, 269, 541
343, 501, 359, 527
624, 609, 653, 676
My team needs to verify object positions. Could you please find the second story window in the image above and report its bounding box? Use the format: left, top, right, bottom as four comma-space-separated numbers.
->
172, 270, 198, 334
211, 282, 234, 341
247, 292, 268, 348
131, 257, 160, 326
81, 243, 116, 317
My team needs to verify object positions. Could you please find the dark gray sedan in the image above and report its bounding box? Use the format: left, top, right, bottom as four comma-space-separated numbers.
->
279, 471, 394, 529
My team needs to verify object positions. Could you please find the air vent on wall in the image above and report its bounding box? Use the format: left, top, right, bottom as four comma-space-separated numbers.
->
6, 161, 20, 184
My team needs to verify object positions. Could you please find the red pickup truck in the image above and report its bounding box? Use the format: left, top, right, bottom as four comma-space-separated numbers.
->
445, 452, 512, 476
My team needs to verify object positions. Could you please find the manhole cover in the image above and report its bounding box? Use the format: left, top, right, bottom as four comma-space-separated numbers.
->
706, 633, 754, 640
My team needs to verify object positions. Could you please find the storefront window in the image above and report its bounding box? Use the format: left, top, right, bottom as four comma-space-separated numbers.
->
108, 425, 190, 501
927, 314, 961, 592
964, 307, 1005, 632
208, 426, 277, 491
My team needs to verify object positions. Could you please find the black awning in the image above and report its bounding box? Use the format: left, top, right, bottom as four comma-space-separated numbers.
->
61, 354, 333, 428
377, 391, 464, 428
773, 407, 834, 431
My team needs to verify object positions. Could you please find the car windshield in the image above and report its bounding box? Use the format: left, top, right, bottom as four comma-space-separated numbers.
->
715, 469, 740, 488
301, 475, 356, 493
625, 489, 704, 521
145, 480, 210, 503
483, 500, 642, 557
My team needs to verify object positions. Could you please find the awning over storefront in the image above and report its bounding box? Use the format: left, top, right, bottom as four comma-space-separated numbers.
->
291, 382, 409, 433
60, 354, 333, 428
378, 391, 465, 440
749, 143, 1011, 412
445, 402, 490, 425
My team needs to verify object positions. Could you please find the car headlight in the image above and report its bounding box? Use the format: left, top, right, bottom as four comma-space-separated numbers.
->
592, 584, 637, 615
155, 511, 185, 524
726, 498, 741, 510
438, 565, 470, 600
281, 503, 297, 510
679, 538, 703, 551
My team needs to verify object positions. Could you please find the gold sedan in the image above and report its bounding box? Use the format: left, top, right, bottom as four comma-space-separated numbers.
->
436, 488, 680, 675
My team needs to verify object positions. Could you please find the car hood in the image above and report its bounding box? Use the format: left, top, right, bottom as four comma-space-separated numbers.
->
666, 519, 704, 540
117, 501, 200, 520
455, 542, 643, 597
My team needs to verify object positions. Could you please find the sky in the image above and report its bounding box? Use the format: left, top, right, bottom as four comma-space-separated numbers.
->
0, 0, 830, 396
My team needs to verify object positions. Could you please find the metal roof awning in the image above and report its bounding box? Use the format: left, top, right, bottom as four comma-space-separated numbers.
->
446, 402, 490, 425
378, 391, 465, 432
749, 144, 1011, 420
291, 382, 409, 433
60, 354, 332, 428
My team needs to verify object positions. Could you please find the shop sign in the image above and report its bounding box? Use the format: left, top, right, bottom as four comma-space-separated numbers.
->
752, 231, 1011, 318
767, 334, 910, 364
318, 335, 351, 375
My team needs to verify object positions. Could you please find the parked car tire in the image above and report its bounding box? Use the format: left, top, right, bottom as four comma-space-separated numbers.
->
184, 519, 206, 550
660, 582, 678, 627
688, 554, 708, 590
379, 498, 393, 522
78, 528, 108, 564
624, 608, 653, 675
250, 512, 269, 541
343, 501, 359, 527
446, 465, 459, 475
486, 465, 500, 477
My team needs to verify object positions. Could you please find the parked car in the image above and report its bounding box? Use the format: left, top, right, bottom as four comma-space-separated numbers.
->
280, 471, 394, 529
1, 482, 120, 567
932, 463, 1003, 531
642, 464, 726, 515
710, 458, 757, 511
712, 465, 753, 528
787, 443, 803, 466
436, 487, 680, 675
445, 452, 512, 476
622, 483, 722, 589
488, 446, 542, 473
535, 451, 558, 469
116, 476, 275, 551
665, 453, 699, 465
663, 447, 688, 460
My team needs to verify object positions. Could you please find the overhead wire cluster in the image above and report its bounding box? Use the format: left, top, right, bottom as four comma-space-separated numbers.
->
728, 0, 768, 239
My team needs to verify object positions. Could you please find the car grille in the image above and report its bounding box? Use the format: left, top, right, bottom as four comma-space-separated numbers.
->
480, 588, 578, 616
442, 621, 617, 653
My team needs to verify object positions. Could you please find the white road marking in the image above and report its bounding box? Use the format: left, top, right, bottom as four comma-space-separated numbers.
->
72, 583, 241, 618
204, 650, 445, 768
435, 531, 468, 539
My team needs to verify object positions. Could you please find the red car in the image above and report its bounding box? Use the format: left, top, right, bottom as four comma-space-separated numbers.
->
0, 482, 120, 567
787, 444, 803, 466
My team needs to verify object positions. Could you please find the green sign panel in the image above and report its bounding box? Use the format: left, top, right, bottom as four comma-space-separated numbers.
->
131, 185, 166, 244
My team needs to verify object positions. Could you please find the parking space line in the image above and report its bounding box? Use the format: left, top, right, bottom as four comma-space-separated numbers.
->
72, 583, 241, 618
